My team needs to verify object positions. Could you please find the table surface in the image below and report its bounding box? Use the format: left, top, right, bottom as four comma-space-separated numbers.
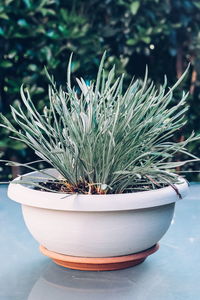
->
0, 184, 200, 300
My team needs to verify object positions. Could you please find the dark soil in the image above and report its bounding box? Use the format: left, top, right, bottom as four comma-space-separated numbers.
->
34, 181, 84, 193
34, 180, 169, 194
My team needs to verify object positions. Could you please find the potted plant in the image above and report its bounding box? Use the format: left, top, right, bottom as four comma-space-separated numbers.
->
0, 53, 198, 271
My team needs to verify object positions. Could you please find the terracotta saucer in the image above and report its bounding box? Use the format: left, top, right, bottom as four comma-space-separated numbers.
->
39, 244, 159, 271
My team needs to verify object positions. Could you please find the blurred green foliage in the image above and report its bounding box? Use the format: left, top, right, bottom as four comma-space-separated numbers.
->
0, 0, 200, 180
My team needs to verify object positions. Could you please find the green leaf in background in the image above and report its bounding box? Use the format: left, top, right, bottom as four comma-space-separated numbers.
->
17, 19, 28, 27
141, 36, 151, 44
193, 1, 200, 9
130, 1, 140, 15
0, 13, 9, 20
0, 27, 4, 35
126, 38, 137, 46
27, 64, 38, 72
22, 0, 32, 9
0, 61, 13, 68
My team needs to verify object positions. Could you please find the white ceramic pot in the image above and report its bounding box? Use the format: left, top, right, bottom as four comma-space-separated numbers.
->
8, 169, 188, 258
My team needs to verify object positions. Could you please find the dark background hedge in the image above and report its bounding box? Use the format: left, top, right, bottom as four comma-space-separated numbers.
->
0, 0, 200, 180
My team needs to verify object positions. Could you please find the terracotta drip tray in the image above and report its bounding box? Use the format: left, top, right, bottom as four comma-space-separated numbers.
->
40, 244, 159, 271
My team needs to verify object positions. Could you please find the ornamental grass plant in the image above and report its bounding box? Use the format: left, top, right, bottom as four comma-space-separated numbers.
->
0, 53, 199, 194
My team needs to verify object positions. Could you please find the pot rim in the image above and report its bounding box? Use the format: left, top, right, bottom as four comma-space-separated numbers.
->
7, 168, 189, 211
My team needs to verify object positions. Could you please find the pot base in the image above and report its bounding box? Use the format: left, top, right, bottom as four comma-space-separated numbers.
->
39, 244, 159, 271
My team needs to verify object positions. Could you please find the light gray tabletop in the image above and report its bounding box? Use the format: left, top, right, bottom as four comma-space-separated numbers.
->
0, 184, 200, 300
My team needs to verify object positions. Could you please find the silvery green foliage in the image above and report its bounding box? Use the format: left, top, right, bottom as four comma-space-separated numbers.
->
0, 53, 199, 193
